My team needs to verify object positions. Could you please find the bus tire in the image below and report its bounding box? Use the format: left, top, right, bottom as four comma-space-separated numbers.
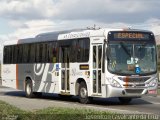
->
118, 97, 132, 104
25, 80, 34, 98
79, 82, 92, 104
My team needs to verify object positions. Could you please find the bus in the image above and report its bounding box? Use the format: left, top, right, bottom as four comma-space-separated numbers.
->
1, 28, 158, 104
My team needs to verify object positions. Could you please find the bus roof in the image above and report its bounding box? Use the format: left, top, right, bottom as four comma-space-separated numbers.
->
3, 28, 153, 46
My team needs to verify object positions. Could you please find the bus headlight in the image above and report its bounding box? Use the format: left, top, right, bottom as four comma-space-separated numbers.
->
107, 78, 122, 88
112, 80, 122, 88
147, 79, 158, 87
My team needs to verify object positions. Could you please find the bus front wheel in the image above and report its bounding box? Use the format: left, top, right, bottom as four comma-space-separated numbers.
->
79, 82, 92, 104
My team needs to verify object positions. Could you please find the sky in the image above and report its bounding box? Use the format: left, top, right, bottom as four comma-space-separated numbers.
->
0, 0, 160, 58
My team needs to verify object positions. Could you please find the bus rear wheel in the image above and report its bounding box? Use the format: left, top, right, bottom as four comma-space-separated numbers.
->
79, 82, 92, 104
25, 80, 34, 98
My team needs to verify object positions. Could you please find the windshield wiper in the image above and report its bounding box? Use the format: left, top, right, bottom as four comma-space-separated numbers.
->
120, 42, 132, 57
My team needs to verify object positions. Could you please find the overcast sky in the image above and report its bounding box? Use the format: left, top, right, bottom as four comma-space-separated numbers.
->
0, 0, 160, 51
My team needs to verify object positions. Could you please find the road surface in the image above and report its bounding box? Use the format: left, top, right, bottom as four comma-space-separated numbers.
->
0, 85, 160, 116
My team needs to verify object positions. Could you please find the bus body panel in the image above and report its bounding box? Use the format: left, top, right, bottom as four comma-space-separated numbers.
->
1, 63, 61, 94
2, 64, 16, 89
69, 63, 90, 95
33, 63, 60, 93
17, 64, 34, 90
1, 28, 158, 101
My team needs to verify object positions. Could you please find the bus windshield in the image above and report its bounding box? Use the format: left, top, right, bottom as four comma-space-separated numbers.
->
107, 42, 157, 75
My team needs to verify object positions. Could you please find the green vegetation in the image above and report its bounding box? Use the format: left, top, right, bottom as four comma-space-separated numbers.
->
0, 100, 115, 120
0, 100, 157, 120
0, 100, 31, 120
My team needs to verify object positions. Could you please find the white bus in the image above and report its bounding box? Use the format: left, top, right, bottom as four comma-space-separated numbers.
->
1, 28, 158, 104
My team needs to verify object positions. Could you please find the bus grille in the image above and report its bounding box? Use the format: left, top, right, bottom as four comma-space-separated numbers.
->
125, 89, 144, 94
122, 77, 150, 83
121, 77, 151, 88
123, 83, 146, 88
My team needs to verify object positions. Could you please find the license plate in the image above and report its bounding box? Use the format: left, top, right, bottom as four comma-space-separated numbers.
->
148, 90, 157, 94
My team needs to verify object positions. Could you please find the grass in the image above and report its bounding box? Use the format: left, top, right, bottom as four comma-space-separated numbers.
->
0, 100, 157, 120
0, 100, 31, 120
0, 100, 116, 120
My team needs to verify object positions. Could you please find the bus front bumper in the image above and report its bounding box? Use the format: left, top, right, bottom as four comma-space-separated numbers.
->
105, 84, 157, 98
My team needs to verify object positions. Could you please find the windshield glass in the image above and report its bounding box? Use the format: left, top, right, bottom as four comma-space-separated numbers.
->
107, 42, 157, 75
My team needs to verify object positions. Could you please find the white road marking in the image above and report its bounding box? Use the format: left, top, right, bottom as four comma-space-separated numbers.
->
150, 102, 160, 105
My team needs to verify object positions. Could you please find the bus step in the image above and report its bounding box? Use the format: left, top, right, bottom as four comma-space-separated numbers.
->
60, 91, 70, 95
92, 93, 102, 96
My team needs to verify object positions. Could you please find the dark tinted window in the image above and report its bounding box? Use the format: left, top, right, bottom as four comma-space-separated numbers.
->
3, 46, 9, 64
59, 38, 90, 63
30, 44, 36, 63
3, 38, 90, 64
77, 38, 90, 62
70, 40, 78, 62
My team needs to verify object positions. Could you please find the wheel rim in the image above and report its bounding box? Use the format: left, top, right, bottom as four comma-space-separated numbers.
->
80, 88, 87, 98
26, 84, 31, 95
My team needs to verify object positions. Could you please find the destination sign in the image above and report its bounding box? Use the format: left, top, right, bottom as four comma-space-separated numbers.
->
114, 32, 149, 40
108, 31, 153, 41
115, 33, 146, 39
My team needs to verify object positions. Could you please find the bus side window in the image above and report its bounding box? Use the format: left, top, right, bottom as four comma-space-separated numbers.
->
35, 43, 39, 63
41, 43, 47, 63
17, 45, 20, 63
52, 45, 57, 63
23, 44, 27, 63
30, 44, 36, 63
46, 43, 50, 63
83, 38, 90, 62
3, 46, 8, 64
77, 38, 90, 62
11, 46, 14, 64
5, 46, 9, 64
8, 46, 12, 64
56, 43, 59, 63
70, 39, 77, 62
39, 44, 43, 63
48, 42, 57, 63
77, 40, 81, 62
50, 42, 53, 63
13, 45, 17, 64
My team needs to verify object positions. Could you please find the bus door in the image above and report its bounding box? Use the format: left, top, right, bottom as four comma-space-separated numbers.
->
92, 44, 102, 95
60, 47, 70, 93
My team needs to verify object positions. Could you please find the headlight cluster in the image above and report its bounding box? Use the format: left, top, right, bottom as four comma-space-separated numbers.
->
146, 78, 158, 87
107, 78, 122, 88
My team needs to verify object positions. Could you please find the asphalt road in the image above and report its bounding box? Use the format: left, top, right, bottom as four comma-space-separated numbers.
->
0, 85, 160, 116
